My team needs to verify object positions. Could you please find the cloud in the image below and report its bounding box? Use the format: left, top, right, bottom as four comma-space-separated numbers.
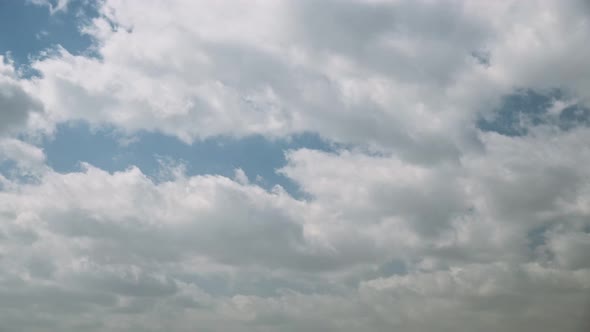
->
358, 262, 590, 332
0, 138, 46, 173
23, 0, 590, 162
1, 0, 590, 330
0, 56, 43, 137
28, 0, 72, 14
1, 123, 590, 330
1, 164, 314, 267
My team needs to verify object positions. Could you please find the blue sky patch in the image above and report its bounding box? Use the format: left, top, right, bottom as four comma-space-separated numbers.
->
478, 89, 590, 136
43, 122, 334, 196
0, 0, 96, 69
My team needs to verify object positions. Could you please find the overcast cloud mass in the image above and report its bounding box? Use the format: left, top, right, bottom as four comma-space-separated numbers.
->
1, 0, 590, 331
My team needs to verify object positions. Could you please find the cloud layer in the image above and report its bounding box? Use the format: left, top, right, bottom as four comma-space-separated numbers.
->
1, 0, 590, 331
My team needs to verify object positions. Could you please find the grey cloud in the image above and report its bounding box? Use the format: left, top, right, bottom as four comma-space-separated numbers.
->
359, 263, 590, 332
74, 270, 178, 298
0, 81, 41, 136
547, 230, 590, 270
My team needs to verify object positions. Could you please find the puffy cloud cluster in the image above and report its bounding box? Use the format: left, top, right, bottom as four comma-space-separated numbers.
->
25, 0, 590, 156
0, 56, 46, 181
1, 0, 590, 331
1, 126, 589, 331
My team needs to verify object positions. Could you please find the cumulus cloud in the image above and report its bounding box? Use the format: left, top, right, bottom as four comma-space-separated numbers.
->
24, 0, 590, 160
0, 56, 43, 136
0, 138, 46, 174
2, 0, 590, 331
1, 125, 589, 330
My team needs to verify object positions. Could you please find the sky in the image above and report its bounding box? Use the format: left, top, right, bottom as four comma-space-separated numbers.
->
0, 0, 589, 331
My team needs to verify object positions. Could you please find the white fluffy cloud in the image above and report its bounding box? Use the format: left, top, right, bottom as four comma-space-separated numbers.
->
0, 138, 46, 174
26, 0, 590, 157
1, 125, 589, 330
2, 0, 590, 330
